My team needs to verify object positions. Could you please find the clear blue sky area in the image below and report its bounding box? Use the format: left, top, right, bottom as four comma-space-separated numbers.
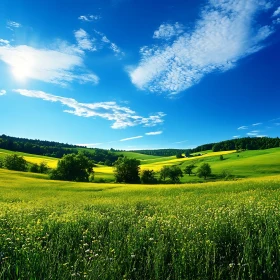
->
0, 0, 279, 150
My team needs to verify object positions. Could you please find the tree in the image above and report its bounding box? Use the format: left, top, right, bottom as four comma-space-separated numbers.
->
197, 163, 212, 180
141, 169, 157, 184
39, 162, 49, 173
50, 153, 94, 182
160, 165, 183, 183
160, 166, 170, 182
176, 152, 183, 158
114, 157, 140, 183
220, 155, 224, 161
4, 154, 27, 171
184, 164, 195, 176
29, 163, 39, 173
168, 166, 183, 183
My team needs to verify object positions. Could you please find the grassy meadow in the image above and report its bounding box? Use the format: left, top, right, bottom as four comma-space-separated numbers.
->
1, 168, 280, 279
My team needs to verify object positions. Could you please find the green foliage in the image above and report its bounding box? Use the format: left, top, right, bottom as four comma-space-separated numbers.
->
4, 154, 27, 171
176, 152, 183, 159
0, 159, 3, 168
160, 165, 183, 183
220, 155, 224, 160
29, 163, 39, 173
220, 169, 234, 180
184, 164, 196, 176
50, 153, 94, 182
114, 157, 140, 183
159, 166, 170, 182
197, 163, 212, 179
38, 162, 49, 173
141, 169, 157, 184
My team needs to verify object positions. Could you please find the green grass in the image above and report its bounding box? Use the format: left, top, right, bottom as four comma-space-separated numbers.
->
1, 168, 280, 279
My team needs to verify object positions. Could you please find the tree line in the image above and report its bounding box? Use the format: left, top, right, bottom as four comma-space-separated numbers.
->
212, 137, 280, 152
0, 135, 121, 166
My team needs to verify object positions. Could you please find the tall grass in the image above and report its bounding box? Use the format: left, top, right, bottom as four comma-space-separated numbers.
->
1, 169, 280, 279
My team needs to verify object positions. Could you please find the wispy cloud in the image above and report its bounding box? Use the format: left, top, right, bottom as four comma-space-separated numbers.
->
0, 44, 99, 86
0, 90, 6, 96
233, 135, 240, 138
74, 29, 96, 51
129, 0, 276, 95
14, 89, 165, 129
256, 135, 267, 138
174, 140, 188, 144
145, 131, 162, 136
153, 22, 184, 40
0, 39, 9, 46
94, 30, 124, 57
76, 143, 103, 147
7, 20, 21, 30
247, 130, 261, 136
275, 123, 280, 126
78, 15, 101, 22
272, 6, 280, 17
252, 122, 262, 126
120, 136, 143, 141
238, 126, 248, 130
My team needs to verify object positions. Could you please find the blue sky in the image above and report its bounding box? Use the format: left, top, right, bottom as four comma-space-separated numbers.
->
0, 0, 279, 150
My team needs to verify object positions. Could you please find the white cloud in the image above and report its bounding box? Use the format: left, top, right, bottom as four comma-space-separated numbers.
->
175, 140, 188, 144
272, 6, 280, 17
7, 20, 21, 30
238, 126, 248, 130
129, 0, 276, 95
0, 39, 9, 46
13, 89, 165, 129
145, 131, 162, 135
275, 123, 280, 126
94, 30, 124, 57
0, 90, 6, 96
120, 136, 143, 141
233, 135, 240, 138
153, 22, 184, 40
252, 122, 262, 126
78, 15, 101, 22
256, 135, 267, 137
0, 44, 99, 86
74, 29, 96, 51
76, 143, 103, 147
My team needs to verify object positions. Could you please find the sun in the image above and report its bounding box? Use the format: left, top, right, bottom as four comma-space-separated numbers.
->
12, 64, 29, 81
10, 54, 34, 81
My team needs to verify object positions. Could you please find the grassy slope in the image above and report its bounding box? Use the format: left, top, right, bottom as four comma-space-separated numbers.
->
1, 147, 280, 182
1, 168, 280, 278
0, 148, 58, 168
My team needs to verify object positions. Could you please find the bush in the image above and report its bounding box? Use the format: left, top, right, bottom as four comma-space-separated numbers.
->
4, 154, 27, 171
50, 153, 94, 182
114, 157, 140, 183
141, 169, 157, 184
29, 163, 39, 173
197, 163, 212, 180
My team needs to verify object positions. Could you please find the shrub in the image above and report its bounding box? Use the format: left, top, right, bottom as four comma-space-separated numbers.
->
4, 154, 27, 171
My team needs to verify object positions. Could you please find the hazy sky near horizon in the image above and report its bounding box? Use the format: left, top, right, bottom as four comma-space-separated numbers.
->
0, 0, 279, 150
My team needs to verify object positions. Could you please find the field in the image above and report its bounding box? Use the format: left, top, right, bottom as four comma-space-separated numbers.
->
1, 148, 280, 183
1, 167, 280, 279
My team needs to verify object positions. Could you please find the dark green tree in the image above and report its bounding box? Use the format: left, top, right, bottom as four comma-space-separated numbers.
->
29, 163, 39, 173
184, 164, 195, 176
39, 162, 49, 173
4, 154, 27, 171
168, 166, 183, 183
220, 155, 224, 161
197, 163, 212, 180
141, 169, 157, 184
176, 152, 183, 159
160, 166, 170, 182
50, 153, 94, 182
114, 157, 140, 183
